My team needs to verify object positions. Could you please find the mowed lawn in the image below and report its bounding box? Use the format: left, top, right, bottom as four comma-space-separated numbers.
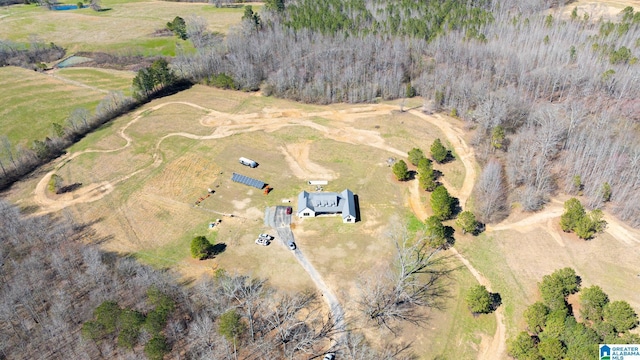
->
0, 66, 106, 149
0, 0, 249, 55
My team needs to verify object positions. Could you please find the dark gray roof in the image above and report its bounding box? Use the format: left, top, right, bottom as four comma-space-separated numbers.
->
298, 189, 356, 219
231, 173, 265, 189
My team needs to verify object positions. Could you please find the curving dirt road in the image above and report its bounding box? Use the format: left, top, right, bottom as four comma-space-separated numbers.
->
32, 99, 509, 358
402, 113, 506, 360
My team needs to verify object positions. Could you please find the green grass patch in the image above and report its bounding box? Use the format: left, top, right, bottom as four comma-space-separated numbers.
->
56, 68, 135, 95
454, 233, 530, 336
406, 212, 425, 234
135, 226, 218, 269
0, 66, 104, 149
423, 260, 497, 359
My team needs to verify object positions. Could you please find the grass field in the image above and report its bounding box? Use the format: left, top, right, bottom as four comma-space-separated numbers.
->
455, 216, 640, 339
55, 67, 135, 95
0, 0, 248, 55
0, 66, 106, 148
4, 85, 496, 358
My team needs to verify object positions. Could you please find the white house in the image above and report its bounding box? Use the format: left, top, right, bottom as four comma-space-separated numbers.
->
297, 189, 357, 223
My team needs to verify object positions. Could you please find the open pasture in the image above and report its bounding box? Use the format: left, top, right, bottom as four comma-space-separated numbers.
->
457, 204, 640, 339
54, 67, 135, 95
5, 85, 496, 358
0, 66, 106, 149
0, 0, 248, 55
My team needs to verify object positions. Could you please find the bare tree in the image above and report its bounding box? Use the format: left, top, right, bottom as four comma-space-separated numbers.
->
356, 227, 453, 333
474, 159, 508, 223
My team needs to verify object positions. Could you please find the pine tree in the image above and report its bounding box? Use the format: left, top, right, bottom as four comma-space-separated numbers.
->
430, 185, 454, 220
430, 138, 448, 163
392, 159, 409, 181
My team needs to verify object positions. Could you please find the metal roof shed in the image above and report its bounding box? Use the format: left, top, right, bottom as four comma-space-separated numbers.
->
231, 173, 265, 189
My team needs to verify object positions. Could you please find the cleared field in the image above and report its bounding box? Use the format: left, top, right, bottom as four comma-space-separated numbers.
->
7, 85, 639, 358
558, 0, 640, 19
0, 66, 105, 148
4, 86, 494, 358
54, 67, 135, 95
456, 207, 640, 340
0, 1, 248, 55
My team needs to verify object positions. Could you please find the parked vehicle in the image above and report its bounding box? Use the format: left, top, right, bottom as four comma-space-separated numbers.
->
323, 353, 335, 360
255, 238, 270, 246
238, 157, 258, 168
259, 233, 274, 240
286, 206, 292, 215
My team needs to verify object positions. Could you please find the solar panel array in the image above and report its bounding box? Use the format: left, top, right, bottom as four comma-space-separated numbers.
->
231, 173, 265, 189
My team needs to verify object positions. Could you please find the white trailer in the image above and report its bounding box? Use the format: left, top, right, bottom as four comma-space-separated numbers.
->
308, 180, 328, 185
239, 157, 258, 168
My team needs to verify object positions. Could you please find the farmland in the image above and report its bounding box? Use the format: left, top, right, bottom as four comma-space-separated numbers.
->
5, 81, 640, 358
0, 1, 248, 55
2, 0, 640, 358
0, 66, 107, 148
5, 85, 494, 357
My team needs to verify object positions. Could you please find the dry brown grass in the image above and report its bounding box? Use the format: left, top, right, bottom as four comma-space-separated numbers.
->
7, 85, 599, 359
557, 0, 640, 20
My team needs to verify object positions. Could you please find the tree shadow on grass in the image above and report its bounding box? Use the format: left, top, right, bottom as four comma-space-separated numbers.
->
209, 243, 227, 257
445, 226, 455, 247
490, 292, 502, 312
451, 197, 462, 218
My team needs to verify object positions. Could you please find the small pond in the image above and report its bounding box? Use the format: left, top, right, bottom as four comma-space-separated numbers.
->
56, 55, 93, 68
53, 4, 83, 10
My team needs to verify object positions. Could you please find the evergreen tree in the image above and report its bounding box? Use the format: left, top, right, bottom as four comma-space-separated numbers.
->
456, 211, 478, 234
524, 301, 549, 334
392, 159, 409, 181
560, 198, 585, 232
418, 157, 436, 191
580, 285, 609, 323
466, 285, 492, 314
507, 332, 540, 360
538, 338, 565, 360
604, 301, 639, 333
408, 147, 425, 166
491, 125, 505, 150
144, 335, 170, 360
190, 236, 213, 260
430, 138, 448, 163
430, 185, 454, 220
167, 16, 187, 40
424, 215, 446, 248
218, 309, 246, 342
538, 267, 580, 311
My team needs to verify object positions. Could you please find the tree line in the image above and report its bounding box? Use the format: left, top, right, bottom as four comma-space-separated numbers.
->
0, 57, 185, 191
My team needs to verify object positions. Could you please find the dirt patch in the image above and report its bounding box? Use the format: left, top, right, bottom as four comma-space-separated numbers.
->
280, 141, 337, 180
231, 198, 250, 210
557, 0, 640, 20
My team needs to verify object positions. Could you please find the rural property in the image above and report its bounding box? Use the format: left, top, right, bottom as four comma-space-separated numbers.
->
1, 0, 639, 359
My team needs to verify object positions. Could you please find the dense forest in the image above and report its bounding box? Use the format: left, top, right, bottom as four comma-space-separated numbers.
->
174, 0, 640, 226
0, 200, 425, 359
